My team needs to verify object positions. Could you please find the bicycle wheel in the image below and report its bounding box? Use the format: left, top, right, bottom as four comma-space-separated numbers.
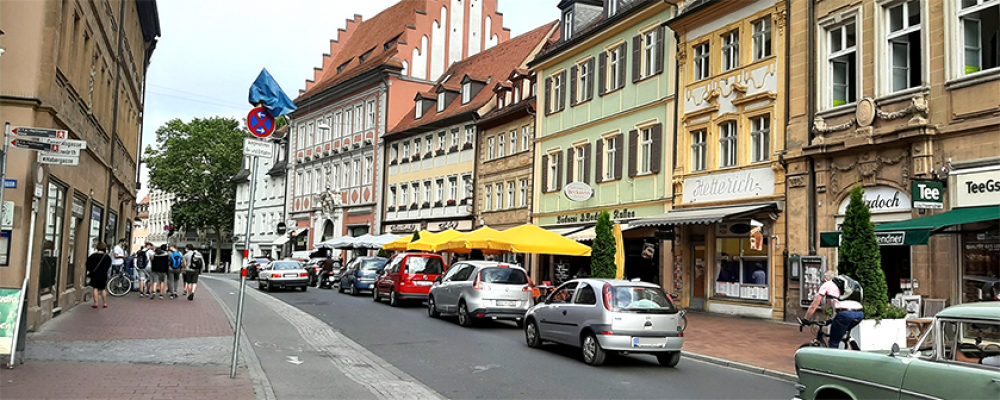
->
107, 275, 132, 297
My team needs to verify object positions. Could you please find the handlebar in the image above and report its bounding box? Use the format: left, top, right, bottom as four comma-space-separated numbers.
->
798, 318, 830, 332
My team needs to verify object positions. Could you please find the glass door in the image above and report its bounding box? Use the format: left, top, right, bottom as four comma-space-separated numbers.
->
691, 243, 707, 310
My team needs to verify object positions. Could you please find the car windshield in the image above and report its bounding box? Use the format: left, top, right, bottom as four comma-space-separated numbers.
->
253, 258, 270, 265
612, 286, 677, 313
361, 259, 387, 270
481, 267, 527, 284
271, 262, 302, 270
406, 257, 443, 275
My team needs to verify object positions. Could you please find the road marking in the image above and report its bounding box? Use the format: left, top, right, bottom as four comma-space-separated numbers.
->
286, 356, 304, 365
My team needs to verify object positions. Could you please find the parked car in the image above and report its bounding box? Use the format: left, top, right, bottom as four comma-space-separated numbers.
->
257, 260, 309, 292
339, 257, 388, 295
523, 279, 686, 367
427, 261, 534, 327
243, 258, 271, 280
373, 253, 446, 306
794, 302, 1000, 400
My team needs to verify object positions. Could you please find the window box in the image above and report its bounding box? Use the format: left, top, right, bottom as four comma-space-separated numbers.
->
446, 199, 457, 206
449, 145, 459, 153
462, 142, 473, 151
434, 201, 443, 207
421, 202, 430, 209
387, 206, 396, 212
436, 149, 445, 156
389, 159, 397, 166
424, 152, 433, 159
410, 155, 420, 162
409, 203, 419, 211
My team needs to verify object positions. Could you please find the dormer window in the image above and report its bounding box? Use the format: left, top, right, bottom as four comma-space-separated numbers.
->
498, 94, 506, 109
416, 100, 425, 119
608, 0, 618, 17
462, 82, 472, 104
563, 11, 574, 40
437, 92, 447, 112
337, 59, 353, 74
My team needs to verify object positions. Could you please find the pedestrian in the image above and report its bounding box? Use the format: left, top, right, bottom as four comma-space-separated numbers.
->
183, 244, 204, 300
111, 238, 126, 277
86, 242, 112, 309
168, 245, 185, 299
134, 244, 150, 297
150, 245, 170, 299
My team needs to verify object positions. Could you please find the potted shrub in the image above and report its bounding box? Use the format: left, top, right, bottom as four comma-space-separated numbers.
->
590, 211, 616, 279
839, 186, 908, 351
446, 199, 457, 206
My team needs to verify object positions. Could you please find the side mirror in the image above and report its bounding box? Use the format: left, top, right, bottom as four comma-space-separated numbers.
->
889, 343, 901, 357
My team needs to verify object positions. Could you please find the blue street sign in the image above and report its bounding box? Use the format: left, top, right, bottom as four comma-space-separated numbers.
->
3, 179, 16, 189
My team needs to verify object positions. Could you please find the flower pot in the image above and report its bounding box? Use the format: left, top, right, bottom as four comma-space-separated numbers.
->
850, 318, 907, 351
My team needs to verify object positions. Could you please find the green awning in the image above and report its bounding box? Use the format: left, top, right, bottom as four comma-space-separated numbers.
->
819, 230, 933, 247
822, 206, 999, 247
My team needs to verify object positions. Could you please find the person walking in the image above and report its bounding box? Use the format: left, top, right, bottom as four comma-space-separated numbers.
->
134, 244, 150, 297
150, 245, 171, 299
167, 245, 185, 299
86, 243, 113, 309
183, 244, 204, 300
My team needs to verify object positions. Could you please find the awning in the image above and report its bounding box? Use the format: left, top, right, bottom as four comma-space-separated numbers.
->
821, 205, 999, 247
270, 235, 290, 246
549, 227, 587, 236
819, 231, 932, 247
291, 228, 309, 237
497, 225, 592, 256
566, 224, 633, 242
631, 204, 776, 227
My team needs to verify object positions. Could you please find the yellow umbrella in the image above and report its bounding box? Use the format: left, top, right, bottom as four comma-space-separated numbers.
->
408, 229, 464, 252
436, 227, 508, 253
613, 223, 625, 279
382, 230, 431, 251
498, 225, 592, 256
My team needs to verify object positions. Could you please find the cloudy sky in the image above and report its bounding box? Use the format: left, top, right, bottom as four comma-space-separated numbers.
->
138, 0, 559, 199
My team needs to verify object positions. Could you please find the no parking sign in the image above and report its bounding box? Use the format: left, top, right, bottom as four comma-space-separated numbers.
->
246, 106, 275, 139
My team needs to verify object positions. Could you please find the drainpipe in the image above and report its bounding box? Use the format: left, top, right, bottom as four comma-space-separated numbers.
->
783, 0, 792, 320
378, 73, 392, 236
106, 0, 128, 244
671, 30, 680, 174
807, 0, 817, 255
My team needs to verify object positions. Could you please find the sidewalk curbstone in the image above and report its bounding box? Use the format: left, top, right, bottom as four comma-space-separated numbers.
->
202, 278, 277, 400
683, 351, 797, 382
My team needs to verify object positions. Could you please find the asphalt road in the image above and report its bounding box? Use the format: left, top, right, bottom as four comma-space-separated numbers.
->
260, 283, 794, 400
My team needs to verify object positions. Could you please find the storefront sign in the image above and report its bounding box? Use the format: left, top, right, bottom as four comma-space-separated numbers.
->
387, 223, 420, 234
539, 203, 665, 227
876, 232, 907, 246
427, 220, 472, 232
555, 209, 636, 225
682, 167, 775, 204
0, 288, 23, 355
912, 180, 945, 210
951, 169, 1000, 208
563, 182, 594, 202
838, 186, 911, 215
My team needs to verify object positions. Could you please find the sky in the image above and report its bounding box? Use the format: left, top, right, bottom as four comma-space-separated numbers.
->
138, 0, 559, 200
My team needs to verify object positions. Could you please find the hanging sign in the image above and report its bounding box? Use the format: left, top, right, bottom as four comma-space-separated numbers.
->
563, 182, 594, 202
912, 180, 945, 210
246, 107, 276, 139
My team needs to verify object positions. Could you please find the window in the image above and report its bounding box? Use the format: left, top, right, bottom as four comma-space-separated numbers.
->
335, 112, 343, 136
507, 182, 515, 209
305, 123, 313, 148
342, 162, 350, 187
436, 180, 444, 204
498, 133, 506, 157
355, 105, 363, 131
575, 284, 597, 305
827, 21, 858, 107
462, 82, 472, 104
608, 0, 618, 16
608, 47, 622, 89
451, 129, 460, 148
463, 175, 473, 200
332, 164, 340, 190
886, 1, 922, 92
694, 42, 710, 80
437, 92, 447, 112
423, 182, 431, 205
639, 128, 654, 174
391, 144, 399, 163
510, 130, 518, 153
366, 100, 376, 129
519, 179, 528, 207
575, 145, 586, 182
549, 282, 577, 304
604, 136, 617, 180
464, 126, 475, 146
425, 135, 432, 155
364, 156, 373, 184
390, 186, 397, 208
88, 202, 102, 259
495, 183, 503, 210
643, 29, 658, 77
715, 237, 769, 301
563, 11, 574, 40
352, 159, 360, 186
577, 60, 591, 102
402, 140, 410, 159
105, 211, 118, 247
485, 185, 493, 210
691, 130, 707, 171
521, 126, 531, 152
551, 72, 564, 112
401, 185, 409, 205
449, 177, 458, 201
42, 181, 67, 294
719, 121, 738, 168
346, 108, 354, 132
751, 116, 771, 163
959, 0, 1000, 76
487, 137, 495, 159
438, 132, 446, 151
547, 154, 559, 192
722, 30, 740, 71
415, 100, 424, 119
752, 17, 772, 60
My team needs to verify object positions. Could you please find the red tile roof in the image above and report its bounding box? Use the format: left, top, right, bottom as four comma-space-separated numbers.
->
390, 21, 557, 136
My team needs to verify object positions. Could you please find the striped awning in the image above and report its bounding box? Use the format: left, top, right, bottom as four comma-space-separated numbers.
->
630, 204, 776, 227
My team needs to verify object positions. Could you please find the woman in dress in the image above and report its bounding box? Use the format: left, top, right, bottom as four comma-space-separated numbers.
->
86, 242, 113, 309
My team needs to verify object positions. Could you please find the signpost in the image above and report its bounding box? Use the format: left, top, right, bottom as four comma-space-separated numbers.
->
10, 139, 56, 152
38, 154, 80, 166
10, 127, 67, 139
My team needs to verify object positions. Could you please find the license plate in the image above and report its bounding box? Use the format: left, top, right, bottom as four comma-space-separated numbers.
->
283, 273, 298, 278
414, 281, 432, 286
328, 276, 337, 281
497, 300, 517, 307
631, 337, 665, 348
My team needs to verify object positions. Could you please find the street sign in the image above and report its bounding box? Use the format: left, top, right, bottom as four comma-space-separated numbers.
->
33, 137, 87, 150
243, 137, 273, 158
3, 179, 16, 189
11, 127, 67, 139
1, 201, 13, 229
38, 154, 79, 166
246, 107, 276, 139
10, 138, 56, 152
41, 147, 81, 157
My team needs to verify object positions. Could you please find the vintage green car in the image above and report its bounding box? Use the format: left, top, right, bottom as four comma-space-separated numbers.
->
794, 302, 1000, 400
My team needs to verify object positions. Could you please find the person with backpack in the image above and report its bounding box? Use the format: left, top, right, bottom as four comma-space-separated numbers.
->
150, 245, 171, 299
804, 271, 865, 349
134, 244, 150, 297
167, 245, 185, 299
182, 244, 204, 300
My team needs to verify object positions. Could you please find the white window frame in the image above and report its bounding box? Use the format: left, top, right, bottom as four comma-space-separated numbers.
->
389, 186, 397, 208
719, 121, 738, 168
487, 137, 495, 159
752, 17, 772, 61
465, 126, 475, 146
342, 162, 350, 187
402, 140, 410, 159
519, 179, 528, 207
401, 185, 409, 206
574, 144, 586, 182
498, 133, 506, 158
722, 30, 740, 72
608, 47, 622, 89
485, 185, 493, 211
551, 72, 564, 112
547, 153, 559, 192
643, 28, 658, 78
507, 182, 515, 209
821, 16, 860, 110
750, 116, 770, 163
334, 112, 343, 136
449, 177, 458, 201
956, 0, 999, 78
437, 92, 447, 112
423, 181, 431, 205
564, 11, 574, 41
510, 130, 518, 153
425, 135, 432, 155
691, 130, 707, 171
694, 42, 710, 80
436, 180, 444, 204
366, 100, 376, 129
462, 82, 472, 104
608, 0, 618, 16
521, 126, 531, 152
578, 59, 591, 102
352, 159, 360, 186
451, 129, 460, 148
639, 127, 653, 175
881, 0, 924, 94
438, 132, 446, 151
494, 183, 503, 210
604, 136, 617, 180
415, 101, 424, 119
364, 156, 373, 184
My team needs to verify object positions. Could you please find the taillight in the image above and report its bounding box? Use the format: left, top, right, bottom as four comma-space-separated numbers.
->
299, 273, 308, 278
602, 283, 614, 312
472, 272, 482, 291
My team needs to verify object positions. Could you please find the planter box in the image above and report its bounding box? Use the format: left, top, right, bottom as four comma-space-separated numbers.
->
851, 318, 907, 351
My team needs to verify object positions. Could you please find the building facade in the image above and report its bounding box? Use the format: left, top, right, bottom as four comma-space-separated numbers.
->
642, 0, 789, 320
475, 69, 538, 230
0, 0, 159, 328
530, 0, 678, 285
231, 129, 287, 265
289, 0, 509, 252
784, 0, 1000, 319
131, 195, 150, 253
384, 24, 557, 236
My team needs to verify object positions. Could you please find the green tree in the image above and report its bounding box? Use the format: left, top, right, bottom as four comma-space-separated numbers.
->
145, 117, 245, 262
590, 211, 616, 279
838, 186, 890, 319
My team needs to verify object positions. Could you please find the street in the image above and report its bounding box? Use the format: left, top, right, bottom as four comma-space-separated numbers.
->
203, 275, 794, 400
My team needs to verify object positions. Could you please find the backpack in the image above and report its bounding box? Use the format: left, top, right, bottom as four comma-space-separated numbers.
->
832, 275, 863, 302
191, 252, 205, 271
135, 250, 148, 270
170, 252, 183, 270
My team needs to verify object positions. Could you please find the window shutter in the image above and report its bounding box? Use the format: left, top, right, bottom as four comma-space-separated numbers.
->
587, 58, 596, 101
566, 147, 575, 183
650, 124, 662, 174
544, 77, 552, 115
558, 70, 567, 111
595, 139, 604, 184
628, 129, 638, 178
655, 26, 666, 75
570, 65, 578, 106
541, 154, 549, 193
583, 143, 592, 184
618, 43, 628, 89
598, 52, 607, 96
632, 35, 642, 83
614, 135, 624, 180
556, 152, 563, 189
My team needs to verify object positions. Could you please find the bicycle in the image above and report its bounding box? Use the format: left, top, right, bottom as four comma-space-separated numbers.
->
798, 317, 861, 350
107, 264, 133, 297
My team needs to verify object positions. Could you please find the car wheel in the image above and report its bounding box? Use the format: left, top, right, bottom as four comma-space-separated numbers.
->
525, 320, 542, 348
457, 302, 473, 327
389, 289, 399, 307
350, 284, 358, 296
428, 296, 440, 318
338, 282, 344, 293
373, 287, 380, 302
301, 285, 307, 292
264, 281, 272, 292
582, 333, 607, 366
656, 351, 681, 367
257, 280, 264, 290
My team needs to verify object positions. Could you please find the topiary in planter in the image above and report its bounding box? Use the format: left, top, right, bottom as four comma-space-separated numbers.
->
590, 211, 616, 279
838, 186, 901, 319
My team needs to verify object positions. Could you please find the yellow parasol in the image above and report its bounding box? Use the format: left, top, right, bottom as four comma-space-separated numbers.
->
613, 223, 625, 279
407, 229, 465, 252
436, 227, 509, 253
497, 225, 592, 256
382, 230, 431, 252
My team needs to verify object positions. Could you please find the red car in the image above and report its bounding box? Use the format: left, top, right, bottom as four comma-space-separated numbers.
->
373, 253, 447, 307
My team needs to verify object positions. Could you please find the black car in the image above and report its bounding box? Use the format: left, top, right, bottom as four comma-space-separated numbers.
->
243, 258, 272, 280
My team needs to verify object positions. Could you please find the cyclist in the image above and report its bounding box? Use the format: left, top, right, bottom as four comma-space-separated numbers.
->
804, 271, 864, 349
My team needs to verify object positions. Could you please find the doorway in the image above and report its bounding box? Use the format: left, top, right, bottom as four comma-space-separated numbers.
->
690, 239, 707, 310
880, 246, 911, 298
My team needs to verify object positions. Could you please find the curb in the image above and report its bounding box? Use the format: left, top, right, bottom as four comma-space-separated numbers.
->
683, 351, 797, 382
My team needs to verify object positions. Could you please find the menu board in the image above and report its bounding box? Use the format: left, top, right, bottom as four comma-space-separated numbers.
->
800, 256, 827, 308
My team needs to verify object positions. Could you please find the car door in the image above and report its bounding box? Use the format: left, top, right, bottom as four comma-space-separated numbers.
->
435, 263, 466, 312
378, 256, 403, 295
342, 260, 358, 287
536, 282, 578, 344
567, 283, 602, 343
901, 319, 1000, 400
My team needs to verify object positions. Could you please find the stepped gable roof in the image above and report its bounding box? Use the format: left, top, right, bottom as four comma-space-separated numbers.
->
297, 1, 425, 103
390, 22, 557, 136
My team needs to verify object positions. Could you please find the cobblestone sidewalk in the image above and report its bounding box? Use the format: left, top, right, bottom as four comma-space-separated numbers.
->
683, 311, 813, 376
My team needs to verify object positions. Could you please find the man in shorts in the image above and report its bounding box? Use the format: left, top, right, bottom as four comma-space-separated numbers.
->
149, 245, 171, 299
183, 244, 203, 300
134, 243, 150, 296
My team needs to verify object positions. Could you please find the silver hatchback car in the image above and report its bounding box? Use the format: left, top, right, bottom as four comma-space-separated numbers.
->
524, 279, 687, 367
427, 261, 534, 327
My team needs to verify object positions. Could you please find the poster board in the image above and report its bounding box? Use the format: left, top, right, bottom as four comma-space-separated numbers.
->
0, 284, 25, 357
799, 256, 827, 308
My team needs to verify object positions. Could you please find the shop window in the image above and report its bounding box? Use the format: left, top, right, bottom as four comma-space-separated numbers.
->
88, 203, 103, 253
106, 211, 118, 247
42, 181, 67, 295
885, 0, 922, 92
963, 223, 1000, 303
715, 237, 769, 301
959, 0, 1000, 76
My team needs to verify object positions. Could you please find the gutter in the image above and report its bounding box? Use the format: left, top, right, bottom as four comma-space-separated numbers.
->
782, 0, 791, 320
106, 0, 128, 242
671, 29, 680, 174
807, 0, 817, 255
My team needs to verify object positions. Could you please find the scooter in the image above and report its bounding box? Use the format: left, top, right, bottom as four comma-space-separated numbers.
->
318, 270, 336, 289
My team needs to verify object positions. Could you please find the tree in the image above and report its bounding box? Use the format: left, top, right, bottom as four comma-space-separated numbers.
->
145, 117, 245, 263
838, 186, 891, 319
590, 211, 616, 279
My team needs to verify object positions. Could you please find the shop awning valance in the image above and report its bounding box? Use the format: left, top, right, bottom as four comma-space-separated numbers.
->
270, 235, 290, 246
821, 205, 999, 247
630, 203, 776, 228
565, 223, 634, 242
819, 231, 933, 247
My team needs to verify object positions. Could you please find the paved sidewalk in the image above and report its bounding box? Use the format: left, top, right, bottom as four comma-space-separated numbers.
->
0, 285, 257, 400
682, 311, 813, 377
